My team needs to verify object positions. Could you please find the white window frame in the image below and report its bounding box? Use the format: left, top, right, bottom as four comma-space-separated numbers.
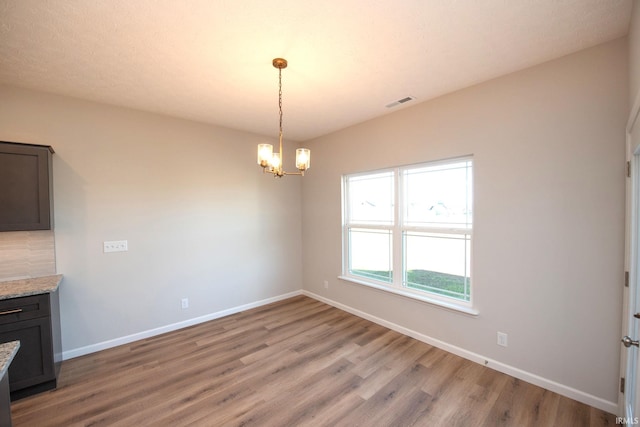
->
340, 156, 477, 315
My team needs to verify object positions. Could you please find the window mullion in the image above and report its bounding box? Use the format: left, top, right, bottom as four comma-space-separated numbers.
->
347, 223, 395, 230
342, 177, 349, 276
393, 168, 403, 289
403, 226, 472, 235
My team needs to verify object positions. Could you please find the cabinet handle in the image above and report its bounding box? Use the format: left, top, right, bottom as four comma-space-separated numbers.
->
0, 308, 22, 316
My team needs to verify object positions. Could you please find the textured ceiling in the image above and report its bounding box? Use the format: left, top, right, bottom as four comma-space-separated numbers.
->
0, 0, 633, 141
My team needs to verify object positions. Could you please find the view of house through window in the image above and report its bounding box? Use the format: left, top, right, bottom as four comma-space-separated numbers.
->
342, 157, 473, 304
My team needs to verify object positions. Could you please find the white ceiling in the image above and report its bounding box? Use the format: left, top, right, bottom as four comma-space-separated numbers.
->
0, 0, 633, 142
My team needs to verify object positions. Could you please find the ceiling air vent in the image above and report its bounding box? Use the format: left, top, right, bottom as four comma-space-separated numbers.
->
385, 96, 416, 109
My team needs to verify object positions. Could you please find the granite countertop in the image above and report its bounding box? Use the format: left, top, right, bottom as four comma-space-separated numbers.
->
0, 341, 20, 379
0, 274, 63, 300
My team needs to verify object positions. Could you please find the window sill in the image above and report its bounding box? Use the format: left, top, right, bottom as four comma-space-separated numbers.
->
338, 275, 479, 316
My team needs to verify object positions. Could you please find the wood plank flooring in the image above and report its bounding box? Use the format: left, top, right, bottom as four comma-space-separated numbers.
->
10, 296, 616, 426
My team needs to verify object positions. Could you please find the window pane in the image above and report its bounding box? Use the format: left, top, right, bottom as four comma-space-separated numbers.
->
404, 160, 472, 228
404, 231, 470, 301
348, 172, 394, 225
349, 228, 392, 283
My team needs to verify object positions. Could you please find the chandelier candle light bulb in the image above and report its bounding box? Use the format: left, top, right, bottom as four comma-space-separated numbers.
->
257, 58, 310, 177
257, 144, 273, 167
296, 148, 310, 171
271, 152, 282, 170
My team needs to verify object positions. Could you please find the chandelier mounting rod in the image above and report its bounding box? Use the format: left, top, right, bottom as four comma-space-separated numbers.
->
275, 58, 286, 174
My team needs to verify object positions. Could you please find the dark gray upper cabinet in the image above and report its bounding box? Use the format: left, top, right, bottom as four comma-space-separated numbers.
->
0, 141, 54, 232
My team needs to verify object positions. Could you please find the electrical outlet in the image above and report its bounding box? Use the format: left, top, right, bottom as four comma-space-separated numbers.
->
323, 280, 329, 289
497, 332, 508, 347
181, 298, 189, 309
103, 240, 128, 253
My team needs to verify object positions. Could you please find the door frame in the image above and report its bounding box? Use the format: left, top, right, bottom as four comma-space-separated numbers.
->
620, 91, 640, 418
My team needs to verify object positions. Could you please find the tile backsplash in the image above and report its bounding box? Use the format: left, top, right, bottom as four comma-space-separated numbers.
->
0, 230, 56, 281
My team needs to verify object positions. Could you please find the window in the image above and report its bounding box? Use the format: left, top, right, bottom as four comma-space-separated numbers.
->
341, 157, 473, 311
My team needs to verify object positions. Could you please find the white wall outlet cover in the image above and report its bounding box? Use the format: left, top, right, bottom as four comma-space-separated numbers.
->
497, 332, 508, 347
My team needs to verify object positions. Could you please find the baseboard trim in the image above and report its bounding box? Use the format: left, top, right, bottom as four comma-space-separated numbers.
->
302, 290, 619, 415
62, 290, 302, 360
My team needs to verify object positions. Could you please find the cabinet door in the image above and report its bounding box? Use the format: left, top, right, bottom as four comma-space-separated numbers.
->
0, 141, 53, 231
0, 374, 11, 427
0, 317, 54, 391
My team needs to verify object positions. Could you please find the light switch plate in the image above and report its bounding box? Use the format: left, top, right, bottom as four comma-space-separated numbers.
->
103, 240, 128, 253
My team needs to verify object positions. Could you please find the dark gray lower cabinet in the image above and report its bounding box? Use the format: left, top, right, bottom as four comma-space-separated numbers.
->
0, 291, 61, 400
0, 373, 11, 427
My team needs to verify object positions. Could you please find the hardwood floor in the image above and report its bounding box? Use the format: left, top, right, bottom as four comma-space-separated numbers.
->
11, 296, 616, 426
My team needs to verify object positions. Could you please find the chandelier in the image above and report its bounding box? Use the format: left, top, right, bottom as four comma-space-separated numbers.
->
257, 58, 310, 177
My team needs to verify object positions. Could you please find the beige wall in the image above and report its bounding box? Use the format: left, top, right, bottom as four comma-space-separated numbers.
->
0, 85, 303, 353
301, 39, 627, 406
